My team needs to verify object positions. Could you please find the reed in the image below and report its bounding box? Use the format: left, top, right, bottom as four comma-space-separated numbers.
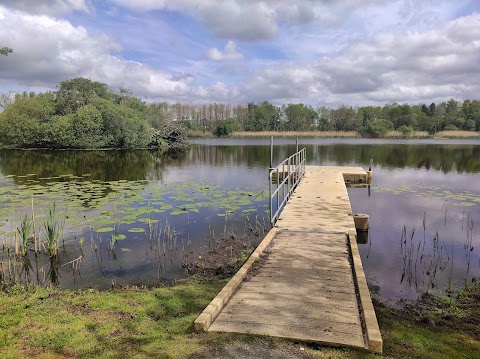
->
436, 130, 480, 138
231, 131, 359, 138
384, 130, 430, 138
43, 204, 61, 257
78, 237, 85, 256
17, 214, 32, 256
109, 234, 118, 251
31, 195, 38, 253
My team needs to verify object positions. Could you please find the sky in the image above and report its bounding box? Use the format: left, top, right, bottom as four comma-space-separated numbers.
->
0, 0, 480, 107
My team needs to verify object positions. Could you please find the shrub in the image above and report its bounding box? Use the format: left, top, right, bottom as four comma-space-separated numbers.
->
360, 119, 393, 138
398, 125, 415, 138
214, 118, 241, 137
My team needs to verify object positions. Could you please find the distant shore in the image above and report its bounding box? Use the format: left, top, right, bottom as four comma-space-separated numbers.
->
188, 130, 480, 139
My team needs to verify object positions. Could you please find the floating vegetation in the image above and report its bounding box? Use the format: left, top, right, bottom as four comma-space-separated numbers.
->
0, 176, 269, 239
0, 169, 270, 289
373, 183, 480, 207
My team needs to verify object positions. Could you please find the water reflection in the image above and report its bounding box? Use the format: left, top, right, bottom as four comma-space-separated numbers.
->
0, 140, 479, 302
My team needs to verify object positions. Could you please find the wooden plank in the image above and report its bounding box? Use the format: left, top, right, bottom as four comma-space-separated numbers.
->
224, 297, 360, 318
209, 321, 366, 349
230, 291, 358, 309
199, 166, 382, 353
250, 270, 354, 282
238, 282, 357, 296
213, 312, 363, 336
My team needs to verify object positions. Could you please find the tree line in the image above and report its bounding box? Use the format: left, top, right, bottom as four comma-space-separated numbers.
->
180, 100, 480, 137
1, 77, 480, 148
0, 78, 187, 149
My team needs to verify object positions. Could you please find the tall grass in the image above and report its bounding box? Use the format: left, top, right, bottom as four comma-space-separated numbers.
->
43, 204, 62, 257
231, 131, 359, 138
384, 130, 430, 138
436, 130, 480, 138
17, 215, 32, 256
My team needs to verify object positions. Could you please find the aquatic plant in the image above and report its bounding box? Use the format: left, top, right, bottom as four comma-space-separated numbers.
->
17, 214, 32, 256
43, 204, 61, 257
78, 237, 85, 256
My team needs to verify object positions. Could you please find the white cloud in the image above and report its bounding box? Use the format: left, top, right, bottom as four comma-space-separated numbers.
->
0, 6, 194, 99
0, 0, 90, 15
315, 12, 480, 103
200, 11, 480, 105
205, 41, 243, 61
109, 0, 384, 41
1, 2, 480, 106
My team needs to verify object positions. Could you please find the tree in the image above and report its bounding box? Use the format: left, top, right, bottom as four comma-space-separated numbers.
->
412, 105, 434, 133
0, 91, 15, 111
214, 117, 241, 137
444, 99, 462, 129
388, 104, 414, 129
0, 47, 12, 56
421, 104, 430, 116
284, 104, 317, 131
55, 77, 110, 115
357, 106, 382, 127
360, 119, 393, 138
244, 101, 279, 131
462, 100, 480, 131
70, 105, 106, 148
0, 110, 40, 147
316, 106, 332, 130
329, 105, 357, 131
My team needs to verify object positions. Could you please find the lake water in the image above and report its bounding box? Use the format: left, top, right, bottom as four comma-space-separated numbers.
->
0, 138, 479, 303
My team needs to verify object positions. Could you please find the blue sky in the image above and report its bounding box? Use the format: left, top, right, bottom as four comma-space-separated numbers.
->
1, 1, 480, 106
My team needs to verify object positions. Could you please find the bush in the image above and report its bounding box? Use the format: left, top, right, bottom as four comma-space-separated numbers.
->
443, 124, 459, 131
398, 125, 415, 138
214, 118, 241, 137
360, 119, 393, 138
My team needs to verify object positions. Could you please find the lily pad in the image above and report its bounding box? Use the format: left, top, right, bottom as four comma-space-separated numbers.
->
128, 228, 145, 233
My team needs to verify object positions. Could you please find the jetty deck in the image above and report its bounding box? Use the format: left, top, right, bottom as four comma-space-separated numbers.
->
195, 166, 382, 353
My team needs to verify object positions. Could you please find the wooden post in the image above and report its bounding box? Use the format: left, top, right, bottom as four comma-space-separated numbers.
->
367, 159, 373, 184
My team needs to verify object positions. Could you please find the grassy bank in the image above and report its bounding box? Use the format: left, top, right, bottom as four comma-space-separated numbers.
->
231, 131, 359, 138
1, 277, 479, 358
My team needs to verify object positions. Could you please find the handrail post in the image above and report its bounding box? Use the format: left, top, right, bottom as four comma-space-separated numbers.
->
269, 146, 307, 226
276, 169, 280, 215
270, 136, 273, 169
269, 170, 273, 224
287, 156, 291, 197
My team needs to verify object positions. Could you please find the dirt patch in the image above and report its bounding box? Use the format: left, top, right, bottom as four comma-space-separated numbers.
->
183, 235, 256, 279
190, 342, 318, 359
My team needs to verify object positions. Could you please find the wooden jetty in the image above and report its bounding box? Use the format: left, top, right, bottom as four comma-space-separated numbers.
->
194, 165, 382, 353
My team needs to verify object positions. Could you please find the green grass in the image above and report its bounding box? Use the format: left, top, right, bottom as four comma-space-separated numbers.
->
0, 278, 226, 358
0, 281, 479, 358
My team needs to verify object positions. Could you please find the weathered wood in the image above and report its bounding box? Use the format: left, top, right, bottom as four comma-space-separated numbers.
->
199, 166, 383, 353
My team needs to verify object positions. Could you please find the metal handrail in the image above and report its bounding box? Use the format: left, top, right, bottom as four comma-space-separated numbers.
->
269, 148, 306, 225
